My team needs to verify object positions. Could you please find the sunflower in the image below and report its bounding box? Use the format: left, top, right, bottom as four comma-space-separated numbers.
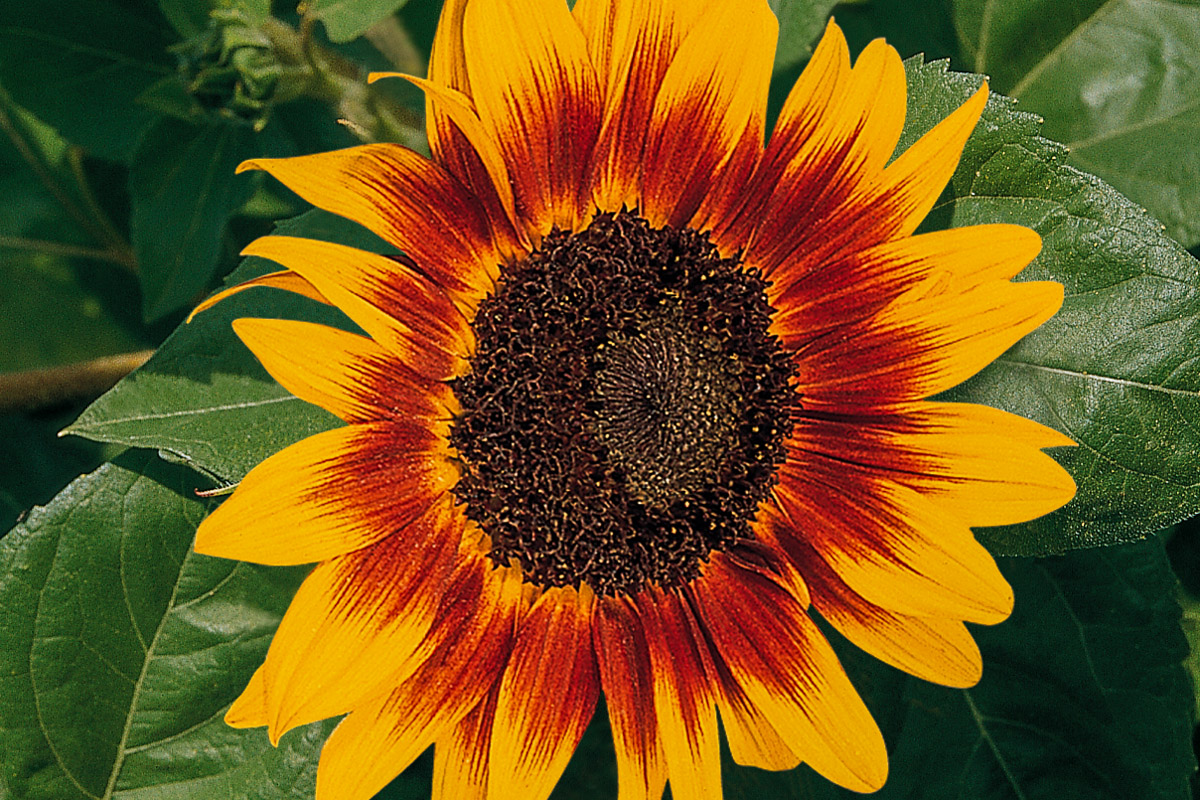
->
191, 1, 1077, 798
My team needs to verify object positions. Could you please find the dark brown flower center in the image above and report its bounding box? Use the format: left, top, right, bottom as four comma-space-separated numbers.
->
449, 210, 797, 596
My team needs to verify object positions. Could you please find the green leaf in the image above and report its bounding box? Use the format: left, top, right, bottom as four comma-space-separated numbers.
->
770, 0, 841, 73
723, 538, 1195, 800
0, 95, 146, 369
830, 0, 962, 68
65, 210, 391, 482
308, 0, 412, 43
0, 89, 86, 242
157, 0, 272, 39
0, 250, 146, 377
952, 0, 1200, 248
0, 409, 114, 535
129, 118, 259, 320
0, 451, 331, 800
885, 540, 1193, 800
894, 57, 1200, 555
0, 0, 177, 162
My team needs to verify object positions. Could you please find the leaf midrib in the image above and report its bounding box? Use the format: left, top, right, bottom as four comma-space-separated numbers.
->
68, 394, 302, 433
1067, 95, 1200, 150
995, 358, 1200, 398
1008, 0, 1122, 98
963, 690, 1030, 800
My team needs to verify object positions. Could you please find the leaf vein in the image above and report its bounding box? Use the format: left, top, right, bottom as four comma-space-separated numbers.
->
1009, 0, 1122, 98
71, 394, 300, 428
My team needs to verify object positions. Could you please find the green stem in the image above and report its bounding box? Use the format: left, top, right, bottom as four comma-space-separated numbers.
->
0, 101, 106, 243
66, 147, 138, 272
259, 15, 425, 146
0, 235, 137, 270
0, 97, 138, 274
0, 350, 154, 415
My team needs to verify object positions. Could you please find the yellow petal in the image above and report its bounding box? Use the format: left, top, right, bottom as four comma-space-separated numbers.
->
225, 665, 268, 729
778, 527, 984, 687
771, 223, 1042, 345
488, 586, 599, 800
231, 318, 452, 424
788, 401, 1076, 527
774, 465, 1014, 624
694, 557, 888, 791
187, 269, 329, 322
259, 495, 461, 743
874, 82, 991, 239
594, 595, 668, 800
579, 0, 705, 212
194, 421, 453, 566
640, 0, 777, 229
238, 146, 503, 299
314, 555, 528, 800
795, 278, 1064, 404
240, 236, 473, 372
637, 588, 722, 800
431, 685, 498, 800
391, 74, 518, 229
461, 0, 602, 236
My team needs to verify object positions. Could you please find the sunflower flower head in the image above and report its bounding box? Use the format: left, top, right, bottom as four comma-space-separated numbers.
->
192, 2, 1077, 798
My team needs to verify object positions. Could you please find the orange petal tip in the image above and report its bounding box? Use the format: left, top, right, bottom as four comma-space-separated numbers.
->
367, 71, 406, 84
235, 158, 266, 174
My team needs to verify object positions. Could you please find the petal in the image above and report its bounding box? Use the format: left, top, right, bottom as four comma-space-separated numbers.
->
427, 0, 469, 94
461, 0, 603, 236
241, 236, 473, 377
788, 402, 1076, 527
420, 0, 527, 246
775, 523, 983, 688
315, 555, 527, 800
704, 19, 850, 252
594, 595, 667, 800
488, 585, 600, 800
874, 83, 990, 238
238, 146, 506, 299
694, 550, 804, 772
712, 658, 800, 772
636, 587, 721, 800
773, 459, 1014, 624
194, 421, 454, 566
686, 119, 764, 247
226, 665, 268, 728
793, 277, 1064, 404
578, 0, 705, 212
432, 682, 500, 800
231, 318, 454, 424
732, 27, 906, 267
639, 0, 777, 229
393, 75, 520, 233
770, 224, 1042, 346
258, 494, 462, 743
693, 555, 888, 792
187, 269, 329, 321
746, 78, 986, 284
705, 19, 849, 253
